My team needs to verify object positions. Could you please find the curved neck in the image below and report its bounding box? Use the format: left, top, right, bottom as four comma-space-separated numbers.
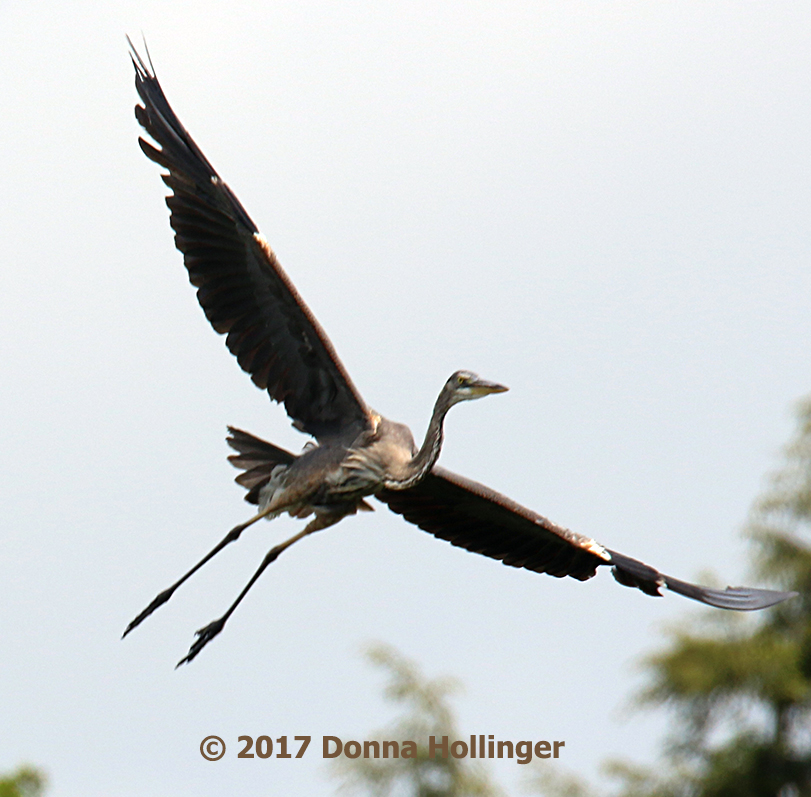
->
385, 390, 453, 490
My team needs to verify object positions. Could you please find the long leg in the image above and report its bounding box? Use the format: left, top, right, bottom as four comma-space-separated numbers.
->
123, 503, 280, 639
176, 512, 343, 667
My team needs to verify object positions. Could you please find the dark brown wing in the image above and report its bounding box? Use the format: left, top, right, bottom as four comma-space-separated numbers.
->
378, 468, 797, 611
130, 44, 371, 442
378, 467, 610, 581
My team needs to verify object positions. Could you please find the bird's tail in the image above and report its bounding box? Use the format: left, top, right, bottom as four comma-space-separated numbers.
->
226, 427, 297, 505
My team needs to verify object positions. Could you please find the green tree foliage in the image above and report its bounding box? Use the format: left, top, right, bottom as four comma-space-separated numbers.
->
331, 643, 503, 797
0, 767, 46, 797
530, 397, 811, 797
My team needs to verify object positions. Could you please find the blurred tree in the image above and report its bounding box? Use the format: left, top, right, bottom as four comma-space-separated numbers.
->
331, 643, 503, 797
0, 767, 46, 797
528, 397, 811, 797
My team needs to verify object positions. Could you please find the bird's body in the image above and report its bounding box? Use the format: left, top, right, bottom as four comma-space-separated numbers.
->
237, 374, 503, 524
125, 42, 795, 666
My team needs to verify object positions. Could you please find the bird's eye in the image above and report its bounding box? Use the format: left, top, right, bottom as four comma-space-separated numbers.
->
457, 374, 470, 385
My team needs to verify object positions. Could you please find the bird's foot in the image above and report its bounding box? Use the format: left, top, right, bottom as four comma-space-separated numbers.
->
122, 587, 174, 639
176, 617, 226, 667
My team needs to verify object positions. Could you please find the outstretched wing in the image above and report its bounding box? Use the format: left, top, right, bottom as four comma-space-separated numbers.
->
378, 467, 611, 581
378, 468, 796, 611
131, 44, 371, 442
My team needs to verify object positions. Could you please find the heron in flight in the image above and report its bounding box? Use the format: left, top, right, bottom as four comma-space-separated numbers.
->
124, 44, 795, 666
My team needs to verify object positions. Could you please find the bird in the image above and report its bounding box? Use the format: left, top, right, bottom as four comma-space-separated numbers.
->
124, 42, 795, 666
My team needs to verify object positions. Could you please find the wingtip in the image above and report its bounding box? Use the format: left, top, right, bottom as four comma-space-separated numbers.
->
608, 550, 799, 611
127, 33, 156, 81
665, 576, 799, 611
696, 586, 799, 611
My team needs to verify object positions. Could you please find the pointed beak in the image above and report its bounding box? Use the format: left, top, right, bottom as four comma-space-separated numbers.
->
470, 379, 509, 397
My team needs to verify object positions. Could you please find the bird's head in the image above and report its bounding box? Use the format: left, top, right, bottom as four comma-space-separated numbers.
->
444, 370, 508, 406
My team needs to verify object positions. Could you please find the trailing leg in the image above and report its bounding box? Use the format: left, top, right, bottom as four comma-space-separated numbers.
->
176, 512, 344, 666
123, 502, 282, 638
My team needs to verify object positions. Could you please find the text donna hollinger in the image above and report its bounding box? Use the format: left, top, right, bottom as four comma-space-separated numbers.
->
323, 735, 564, 765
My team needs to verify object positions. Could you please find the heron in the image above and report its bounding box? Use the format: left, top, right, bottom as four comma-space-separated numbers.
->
124, 44, 795, 666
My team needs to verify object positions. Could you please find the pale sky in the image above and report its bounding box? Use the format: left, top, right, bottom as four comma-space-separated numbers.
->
1, 2, 810, 795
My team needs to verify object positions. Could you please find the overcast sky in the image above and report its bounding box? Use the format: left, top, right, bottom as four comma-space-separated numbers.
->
1, 2, 810, 795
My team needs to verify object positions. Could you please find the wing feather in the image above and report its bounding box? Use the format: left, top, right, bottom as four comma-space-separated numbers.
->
378, 467, 609, 582
131, 45, 370, 441
378, 468, 797, 610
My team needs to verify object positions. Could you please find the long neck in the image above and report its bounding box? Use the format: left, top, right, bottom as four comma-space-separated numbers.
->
385, 390, 453, 490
